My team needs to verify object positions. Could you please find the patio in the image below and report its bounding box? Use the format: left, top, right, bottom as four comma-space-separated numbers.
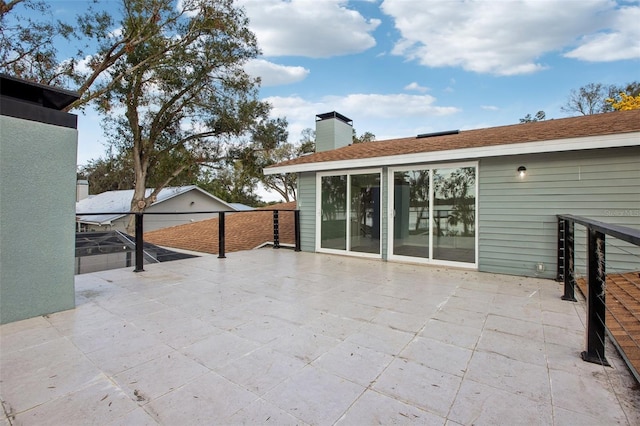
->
1, 250, 639, 425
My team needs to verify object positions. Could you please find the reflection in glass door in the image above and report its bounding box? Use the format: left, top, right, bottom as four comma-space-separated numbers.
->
320, 175, 347, 250
433, 167, 476, 263
350, 173, 380, 254
391, 165, 476, 265
319, 171, 381, 255
393, 169, 430, 258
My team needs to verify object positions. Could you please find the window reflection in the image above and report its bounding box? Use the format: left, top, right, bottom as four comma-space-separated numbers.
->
350, 174, 380, 254
393, 169, 430, 258
320, 175, 347, 250
433, 167, 476, 263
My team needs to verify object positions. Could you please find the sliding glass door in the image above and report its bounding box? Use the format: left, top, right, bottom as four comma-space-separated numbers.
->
319, 170, 381, 256
390, 164, 477, 265
320, 175, 347, 250
432, 167, 476, 263
393, 169, 430, 258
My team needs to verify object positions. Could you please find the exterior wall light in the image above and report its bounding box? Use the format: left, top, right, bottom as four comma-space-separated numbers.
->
517, 166, 527, 178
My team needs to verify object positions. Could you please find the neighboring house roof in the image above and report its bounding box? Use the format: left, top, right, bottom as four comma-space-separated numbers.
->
76, 185, 235, 225
228, 203, 255, 211
144, 201, 297, 254
265, 110, 640, 174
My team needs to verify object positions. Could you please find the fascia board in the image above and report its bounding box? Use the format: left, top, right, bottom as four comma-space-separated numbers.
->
264, 132, 640, 175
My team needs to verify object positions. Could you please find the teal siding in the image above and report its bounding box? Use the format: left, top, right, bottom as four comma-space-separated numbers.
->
478, 146, 640, 278
297, 172, 316, 252
295, 147, 638, 278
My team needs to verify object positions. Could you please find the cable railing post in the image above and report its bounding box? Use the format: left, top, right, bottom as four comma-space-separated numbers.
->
273, 210, 280, 249
561, 219, 577, 302
582, 228, 610, 366
556, 217, 565, 282
218, 211, 226, 258
133, 213, 144, 272
294, 210, 301, 252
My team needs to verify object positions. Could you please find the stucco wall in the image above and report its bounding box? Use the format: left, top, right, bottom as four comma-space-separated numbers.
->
0, 115, 77, 323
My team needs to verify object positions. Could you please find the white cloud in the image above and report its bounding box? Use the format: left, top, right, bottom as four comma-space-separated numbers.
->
380, 0, 618, 75
564, 5, 640, 61
238, 0, 380, 58
481, 105, 499, 111
108, 26, 123, 39
336, 93, 460, 118
264, 93, 460, 142
176, 0, 199, 17
245, 59, 310, 87
404, 82, 430, 93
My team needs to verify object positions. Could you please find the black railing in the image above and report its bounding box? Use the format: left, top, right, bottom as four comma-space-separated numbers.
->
76, 209, 301, 273
557, 214, 640, 369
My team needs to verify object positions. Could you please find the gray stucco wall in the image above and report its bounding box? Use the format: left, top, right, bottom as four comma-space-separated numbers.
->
1, 115, 77, 323
478, 146, 640, 279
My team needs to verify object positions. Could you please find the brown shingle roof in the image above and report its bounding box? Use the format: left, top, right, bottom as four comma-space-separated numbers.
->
144, 201, 296, 254
267, 110, 640, 170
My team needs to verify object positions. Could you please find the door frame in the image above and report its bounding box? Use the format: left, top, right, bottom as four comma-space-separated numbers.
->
387, 161, 479, 268
315, 168, 383, 258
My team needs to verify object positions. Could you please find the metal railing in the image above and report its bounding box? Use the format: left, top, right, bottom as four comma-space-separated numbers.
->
557, 214, 640, 375
76, 209, 301, 273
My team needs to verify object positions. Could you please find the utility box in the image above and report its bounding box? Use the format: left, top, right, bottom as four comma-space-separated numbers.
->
0, 74, 79, 324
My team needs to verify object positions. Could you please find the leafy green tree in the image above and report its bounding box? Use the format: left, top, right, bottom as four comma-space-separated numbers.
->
5, 0, 282, 230
77, 148, 200, 194
353, 130, 376, 144
519, 110, 546, 123
77, 154, 136, 193
92, 0, 276, 231
198, 163, 262, 206
1, 0, 172, 111
254, 124, 316, 202
0, 0, 73, 85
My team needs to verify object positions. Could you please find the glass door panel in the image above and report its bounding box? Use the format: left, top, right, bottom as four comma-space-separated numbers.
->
393, 169, 430, 258
350, 173, 381, 254
432, 167, 476, 263
320, 175, 347, 250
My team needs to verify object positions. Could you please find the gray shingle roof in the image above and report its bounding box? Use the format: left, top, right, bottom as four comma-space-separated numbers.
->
76, 185, 233, 225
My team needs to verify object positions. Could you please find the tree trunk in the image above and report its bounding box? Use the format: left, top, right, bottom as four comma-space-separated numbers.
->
126, 166, 149, 234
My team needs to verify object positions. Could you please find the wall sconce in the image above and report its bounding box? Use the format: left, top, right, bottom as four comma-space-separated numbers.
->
517, 166, 527, 178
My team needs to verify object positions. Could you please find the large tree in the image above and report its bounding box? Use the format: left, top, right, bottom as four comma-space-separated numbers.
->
4, 0, 279, 218
561, 82, 640, 116
1, 0, 172, 111
90, 0, 277, 231
1, 0, 72, 85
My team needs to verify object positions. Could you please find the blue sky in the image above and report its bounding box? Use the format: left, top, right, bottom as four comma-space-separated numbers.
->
52, 0, 638, 177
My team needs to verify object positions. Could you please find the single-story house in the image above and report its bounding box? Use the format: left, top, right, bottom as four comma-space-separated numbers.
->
264, 110, 640, 279
76, 185, 237, 232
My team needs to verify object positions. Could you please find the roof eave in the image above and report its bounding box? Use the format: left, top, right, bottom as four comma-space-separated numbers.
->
264, 132, 640, 175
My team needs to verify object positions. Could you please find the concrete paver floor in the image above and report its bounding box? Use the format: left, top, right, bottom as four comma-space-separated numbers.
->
1, 250, 639, 425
